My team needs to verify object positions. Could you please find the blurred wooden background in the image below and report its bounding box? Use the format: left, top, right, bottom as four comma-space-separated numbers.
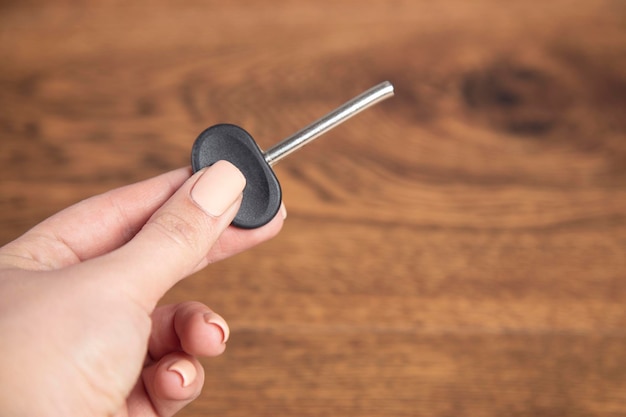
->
1, 0, 626, 416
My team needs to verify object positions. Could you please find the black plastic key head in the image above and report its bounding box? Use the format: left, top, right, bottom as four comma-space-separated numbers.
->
191, 124, 282, 229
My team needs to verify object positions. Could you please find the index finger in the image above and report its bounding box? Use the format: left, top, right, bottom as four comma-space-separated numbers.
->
0, 168, 191, 270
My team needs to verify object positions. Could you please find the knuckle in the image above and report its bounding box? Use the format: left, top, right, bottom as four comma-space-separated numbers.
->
149, 209, 212, 253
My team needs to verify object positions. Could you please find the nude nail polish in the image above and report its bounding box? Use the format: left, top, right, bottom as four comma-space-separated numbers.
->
190, 160, 246, 217
168, 359, 197, 388
204, 312, 230, 344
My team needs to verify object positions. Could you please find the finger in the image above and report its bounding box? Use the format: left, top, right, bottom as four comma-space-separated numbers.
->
128, 353, 205, 417
0, 168, 191, 271
0, 167, 286, 272
148, 301, 229, 361
204, 202, 286, 264
76, 160, 247, 309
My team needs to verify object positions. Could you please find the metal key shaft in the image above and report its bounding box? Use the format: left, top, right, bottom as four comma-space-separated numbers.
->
263, 81, 395, 166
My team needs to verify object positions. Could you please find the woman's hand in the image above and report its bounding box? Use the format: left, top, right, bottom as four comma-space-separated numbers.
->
0, 161, 285, 417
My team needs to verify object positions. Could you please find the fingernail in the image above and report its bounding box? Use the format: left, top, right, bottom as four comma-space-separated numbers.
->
204, 312, 230, 344
191, 160, 246, 217
280, 202, 287, 220
168, 359, 197, 388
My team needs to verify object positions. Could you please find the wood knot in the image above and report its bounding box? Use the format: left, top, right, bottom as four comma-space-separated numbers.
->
461, 62, 568, 136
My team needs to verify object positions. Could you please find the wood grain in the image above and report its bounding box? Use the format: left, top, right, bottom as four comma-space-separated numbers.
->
1, 0, 626, 416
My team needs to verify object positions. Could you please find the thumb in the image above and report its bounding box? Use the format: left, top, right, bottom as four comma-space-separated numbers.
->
76, 160, 246, 309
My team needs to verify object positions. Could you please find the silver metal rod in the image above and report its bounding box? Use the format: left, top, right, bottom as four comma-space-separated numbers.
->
263, 81, 395, 166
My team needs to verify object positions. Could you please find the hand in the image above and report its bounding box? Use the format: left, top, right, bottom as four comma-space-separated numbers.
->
0, 161, 286, 417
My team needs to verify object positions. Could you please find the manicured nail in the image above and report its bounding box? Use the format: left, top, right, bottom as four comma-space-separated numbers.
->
190, 160, 246, 216
204, 312, 230, 344
280, 202, 287, 220
168, 359, 197, 388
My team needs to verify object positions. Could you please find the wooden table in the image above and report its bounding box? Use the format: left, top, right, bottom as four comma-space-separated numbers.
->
1, 1, 625, 415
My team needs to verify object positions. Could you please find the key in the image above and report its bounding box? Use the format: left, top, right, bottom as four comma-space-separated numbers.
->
190, 81, 395, 228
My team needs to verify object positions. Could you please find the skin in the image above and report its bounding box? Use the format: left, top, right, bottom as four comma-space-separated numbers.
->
0, 162, 285, 417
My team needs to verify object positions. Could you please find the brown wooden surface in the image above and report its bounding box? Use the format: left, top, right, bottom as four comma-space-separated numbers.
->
2, 1, 626, 416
